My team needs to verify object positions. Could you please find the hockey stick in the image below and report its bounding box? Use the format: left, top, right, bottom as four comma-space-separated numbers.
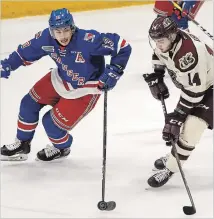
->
160, 96, 196, 215
170, 0, 214, 41
97, 89, 116, 211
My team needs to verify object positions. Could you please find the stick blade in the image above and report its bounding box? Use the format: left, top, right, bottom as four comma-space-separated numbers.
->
183, 206, 196, 215
1, 154, 28, 161
106, 201, 116, 211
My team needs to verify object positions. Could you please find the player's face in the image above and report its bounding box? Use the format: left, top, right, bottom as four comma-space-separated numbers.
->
154, 37, 172, 53
53, 27, 72, 46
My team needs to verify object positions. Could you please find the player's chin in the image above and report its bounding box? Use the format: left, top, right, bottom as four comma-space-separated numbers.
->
160, 48, 169, 53
59, 39, 70, 46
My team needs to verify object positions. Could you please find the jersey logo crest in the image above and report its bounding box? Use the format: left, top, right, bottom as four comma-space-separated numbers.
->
75, 52, 85, 63
179, 52, 195, 70
84, 33, 95, 42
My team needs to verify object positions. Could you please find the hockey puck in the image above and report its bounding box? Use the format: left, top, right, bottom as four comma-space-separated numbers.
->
106, 201, 116, 211
183, 206, 196, 215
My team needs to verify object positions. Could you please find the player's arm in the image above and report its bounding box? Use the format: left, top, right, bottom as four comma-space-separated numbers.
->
176, 69, 206, 116
0, 30, 48, 79
89, 31, 132, 90
91, 32, 132, 70
143, 52, 169, 100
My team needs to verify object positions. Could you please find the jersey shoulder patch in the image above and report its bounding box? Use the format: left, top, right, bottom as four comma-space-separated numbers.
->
84, 32, 96, 43
80, 29, 100, 44
174, 32, 198, 72
35, 30, 43, 39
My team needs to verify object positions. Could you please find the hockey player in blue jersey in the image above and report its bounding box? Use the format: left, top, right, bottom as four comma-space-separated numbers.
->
0, 8, 132, 161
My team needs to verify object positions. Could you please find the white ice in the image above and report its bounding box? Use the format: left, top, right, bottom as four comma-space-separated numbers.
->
0, 2, 213, 218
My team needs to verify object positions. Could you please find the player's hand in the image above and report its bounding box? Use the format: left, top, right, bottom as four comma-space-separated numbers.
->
0, 61, 11, 79
162, 111, 186, 142
98, 64, 123, 91
143, 72, 169, 101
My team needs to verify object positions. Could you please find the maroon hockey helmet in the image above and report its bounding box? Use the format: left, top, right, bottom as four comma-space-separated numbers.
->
149, 16, 178, 40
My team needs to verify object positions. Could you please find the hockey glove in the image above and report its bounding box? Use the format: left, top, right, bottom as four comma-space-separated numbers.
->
0, 61, 11, 79
98, 64, 123, 91
143, 72, 169, 101
162, 111, 186, 142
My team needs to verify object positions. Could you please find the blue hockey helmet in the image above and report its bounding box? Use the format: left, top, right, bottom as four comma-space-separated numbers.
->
49, 8, 76, 37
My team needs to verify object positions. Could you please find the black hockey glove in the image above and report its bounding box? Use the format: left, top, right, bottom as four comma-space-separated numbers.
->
162, 111, 187, 143
143, 72, 169, 101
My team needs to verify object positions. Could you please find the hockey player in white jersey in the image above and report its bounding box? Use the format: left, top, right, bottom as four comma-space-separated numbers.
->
143, 16, 213, 187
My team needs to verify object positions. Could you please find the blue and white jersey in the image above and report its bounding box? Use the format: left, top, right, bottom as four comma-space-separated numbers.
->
2, 27, 131, 98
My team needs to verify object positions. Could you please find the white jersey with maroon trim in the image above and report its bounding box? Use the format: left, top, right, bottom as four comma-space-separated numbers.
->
152, 30, 213, 114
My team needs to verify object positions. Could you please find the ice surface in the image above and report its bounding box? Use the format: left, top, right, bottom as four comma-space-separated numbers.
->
0, 2, 213, 218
